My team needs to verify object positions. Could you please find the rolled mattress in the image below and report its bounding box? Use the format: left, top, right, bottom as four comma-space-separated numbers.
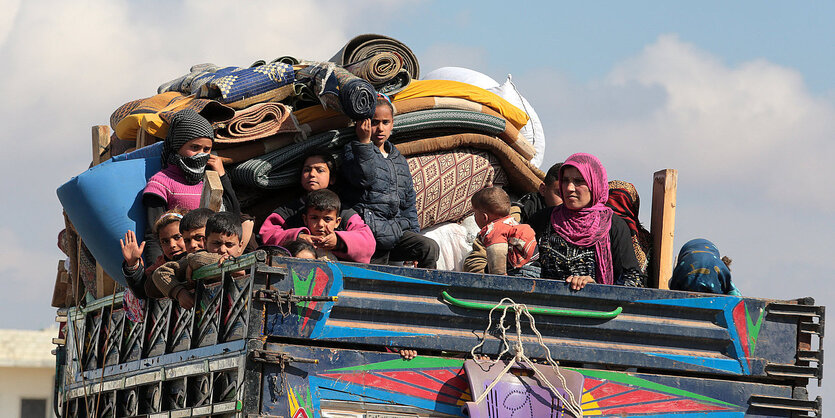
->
57, 143, 163, 286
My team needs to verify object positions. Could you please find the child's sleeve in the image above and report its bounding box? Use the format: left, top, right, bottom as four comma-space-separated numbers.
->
333, 212, 376, 263
259, 208, 308, 246
341, 141, 379, 189
396, 155, 420, 232
219, 173, 241, 217
122, 260, 147, 299
463, 238, 488, 274
481, 227, 510, 275
152, 257, 190, 299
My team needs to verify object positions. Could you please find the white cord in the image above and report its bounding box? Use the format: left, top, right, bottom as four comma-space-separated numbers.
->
469, 297, 584, 417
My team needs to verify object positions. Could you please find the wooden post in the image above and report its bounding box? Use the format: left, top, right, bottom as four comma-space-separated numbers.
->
200, 170, 224, 211
91, 125, 117, 298
91, 125, 111, 165
649, 169, 677, 289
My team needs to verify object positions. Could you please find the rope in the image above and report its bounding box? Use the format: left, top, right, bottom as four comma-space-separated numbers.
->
469, 297, 584, 418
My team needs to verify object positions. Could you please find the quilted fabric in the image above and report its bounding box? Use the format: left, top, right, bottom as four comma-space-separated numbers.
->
408, 148, 508, 229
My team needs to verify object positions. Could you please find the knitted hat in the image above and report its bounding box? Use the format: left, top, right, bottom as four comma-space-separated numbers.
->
162, 109, 215, 167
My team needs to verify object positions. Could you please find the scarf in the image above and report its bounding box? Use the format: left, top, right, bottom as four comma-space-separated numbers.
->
551, 153, 614, 284
162, 108, 215, 185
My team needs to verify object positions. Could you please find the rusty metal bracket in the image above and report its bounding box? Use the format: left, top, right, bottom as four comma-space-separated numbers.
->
749, 394, 821, 417
252, 289, 337, 318
251, 349, 318, 365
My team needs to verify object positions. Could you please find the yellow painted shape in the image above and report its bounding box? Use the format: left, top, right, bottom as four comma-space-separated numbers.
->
581, 392, 601, 415
287, 386, 300, 415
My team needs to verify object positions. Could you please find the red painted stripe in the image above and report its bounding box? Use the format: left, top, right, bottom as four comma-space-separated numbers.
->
733, 301, 751, 358
300, 268, 330, 331
585, 381, 635, 400
421, 369, 470, 391
318, 373, 461, 405
377, 371, 465, 398
598, 398, 731, 414
593, 387, 675, 407
583, 378, 603, 391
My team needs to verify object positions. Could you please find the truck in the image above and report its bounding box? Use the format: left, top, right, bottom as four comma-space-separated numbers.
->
53, 248, 824, 417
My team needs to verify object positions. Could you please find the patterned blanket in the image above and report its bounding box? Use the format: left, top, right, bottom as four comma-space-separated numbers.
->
190, 62, 295, 109
408, 148, 507, 229
214, 102, 302, 146
295, 62, 376, 120
397, 133, 544, 194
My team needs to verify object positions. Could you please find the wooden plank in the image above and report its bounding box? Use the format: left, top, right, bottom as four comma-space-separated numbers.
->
200, 170, 224, 211
91, 125, 111, 165
649, 169, 677, 289
91, 126, 117, 297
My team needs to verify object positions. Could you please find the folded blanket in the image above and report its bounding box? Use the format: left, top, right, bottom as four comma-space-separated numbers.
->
345, 52, 412, 95
295, 62, 376, 120
214, 102, 302, 146
331, 33, 420, 79
396, 133, 543, 194
392, 98, 536, 160
110, 91, 235, 141
189, 62, 295, 109
392, 79, 529, 131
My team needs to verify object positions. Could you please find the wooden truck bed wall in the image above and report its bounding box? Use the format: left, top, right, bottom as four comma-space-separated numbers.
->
55, 251, 824, 417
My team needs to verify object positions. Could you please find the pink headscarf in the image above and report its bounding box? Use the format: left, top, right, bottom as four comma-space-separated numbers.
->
551, 153, 615, 284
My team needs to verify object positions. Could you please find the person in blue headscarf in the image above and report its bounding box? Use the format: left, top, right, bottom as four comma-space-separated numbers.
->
670, 239, 741, 295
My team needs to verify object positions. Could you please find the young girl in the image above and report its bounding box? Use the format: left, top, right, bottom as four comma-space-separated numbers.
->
121, 208, 188, 322
142, 109, 240, 264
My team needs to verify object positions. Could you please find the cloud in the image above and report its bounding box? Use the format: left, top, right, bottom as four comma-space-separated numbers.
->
525, 35, 835, 208
0, 0, 411, 328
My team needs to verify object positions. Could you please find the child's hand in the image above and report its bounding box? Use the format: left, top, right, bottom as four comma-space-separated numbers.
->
399, 349, 417, 360
217, 254, 233, 267
566, 275, 594, 291
120, 230, 145, 266
207, 154, 225, 176
312, 233, 338, 250
175, 289, 195, 309
297, 234, 316, 245
354, 119, 372, 143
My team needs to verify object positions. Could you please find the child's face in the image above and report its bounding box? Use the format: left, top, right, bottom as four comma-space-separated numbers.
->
369, 106, 393, 148
178, 137, 213, 157
539, 180, 563, 207
206, 232, 243, 257
182, 227, 206, 253
301, 156, 333, 192
295, 249, 316, 260
158, 222, 185, 259
303, 208, 341, 236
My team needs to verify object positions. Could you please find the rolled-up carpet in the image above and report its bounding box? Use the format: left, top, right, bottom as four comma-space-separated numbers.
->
397, 133, 544, 194
295, 62, 376, 120
392, 97, 536, 160
331, 33, 420, 79
229, 128, 355, 189
345, 52, 412, 95
214, 102, 302, 146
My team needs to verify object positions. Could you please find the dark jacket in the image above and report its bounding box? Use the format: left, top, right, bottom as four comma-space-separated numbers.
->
341, 140, 419, 250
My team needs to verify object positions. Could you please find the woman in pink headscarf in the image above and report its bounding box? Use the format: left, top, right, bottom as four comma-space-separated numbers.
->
531, 153, 645, 290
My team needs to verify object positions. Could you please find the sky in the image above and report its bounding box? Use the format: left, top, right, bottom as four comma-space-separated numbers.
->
0, 0, 832, 403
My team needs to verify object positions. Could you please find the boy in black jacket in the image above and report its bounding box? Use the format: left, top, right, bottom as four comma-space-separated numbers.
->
341, 95, 439, 268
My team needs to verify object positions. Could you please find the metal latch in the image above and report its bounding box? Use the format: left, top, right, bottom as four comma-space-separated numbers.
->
251, 349, 319, 365
252, 289, 337, 317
